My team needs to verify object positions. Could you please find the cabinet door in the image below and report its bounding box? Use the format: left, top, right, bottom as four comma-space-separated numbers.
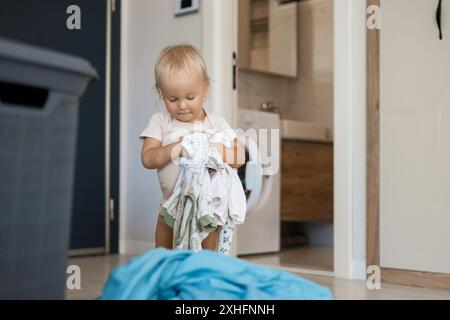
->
268, 0, 297, 77
281, 141, 333, 222
238, 0, 298, 77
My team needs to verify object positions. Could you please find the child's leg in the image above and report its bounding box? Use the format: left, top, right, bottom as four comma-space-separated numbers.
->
155, 215, 173, 248
202, 228, 219, 251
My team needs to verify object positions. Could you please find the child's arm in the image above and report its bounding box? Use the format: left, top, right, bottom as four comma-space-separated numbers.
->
210, 138, 245, 169
141, 137, 187, 169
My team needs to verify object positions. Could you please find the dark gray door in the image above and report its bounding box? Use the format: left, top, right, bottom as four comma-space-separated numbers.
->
0, 0, 120, 254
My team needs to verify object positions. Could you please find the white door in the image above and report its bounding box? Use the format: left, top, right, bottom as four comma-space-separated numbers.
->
380, 0, 450, 273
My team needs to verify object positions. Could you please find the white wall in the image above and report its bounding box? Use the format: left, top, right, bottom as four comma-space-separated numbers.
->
120, 0, 203, 254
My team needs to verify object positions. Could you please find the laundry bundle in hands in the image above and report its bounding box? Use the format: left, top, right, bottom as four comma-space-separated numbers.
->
159, 129, 247, 255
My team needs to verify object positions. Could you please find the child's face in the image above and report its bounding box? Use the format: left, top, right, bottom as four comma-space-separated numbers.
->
159, 72, 208, 123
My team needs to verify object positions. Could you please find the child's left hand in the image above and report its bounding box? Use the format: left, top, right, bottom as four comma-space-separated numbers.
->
209, 139, 244, 169
209, 142, 225, 158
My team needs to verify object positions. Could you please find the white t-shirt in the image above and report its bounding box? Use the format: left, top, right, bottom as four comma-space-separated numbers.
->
140, 107, 237, 204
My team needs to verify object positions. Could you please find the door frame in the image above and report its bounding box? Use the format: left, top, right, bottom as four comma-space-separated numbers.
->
106, 0, 121, 254
332, 0, 368, 280
104, 0, 113, 255
202, 0, 239, 256
366, 0, 450, 290
204, 0, 368, 279
202, 0, 238, 126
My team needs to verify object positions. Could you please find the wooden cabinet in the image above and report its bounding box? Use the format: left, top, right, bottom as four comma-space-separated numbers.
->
238, 0, 298, 77
281, 140, 333, 221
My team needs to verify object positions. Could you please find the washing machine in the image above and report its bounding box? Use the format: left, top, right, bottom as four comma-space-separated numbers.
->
235, 109, 280, 255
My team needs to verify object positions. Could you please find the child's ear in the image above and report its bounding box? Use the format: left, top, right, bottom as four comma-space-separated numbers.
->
203, 81, 209, 96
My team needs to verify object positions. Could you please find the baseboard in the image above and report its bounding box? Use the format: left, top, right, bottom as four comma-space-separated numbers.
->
120, 239, 155, 256
119, 239, 126, 254
276, 265, 334, 278
352, 260, 367, 280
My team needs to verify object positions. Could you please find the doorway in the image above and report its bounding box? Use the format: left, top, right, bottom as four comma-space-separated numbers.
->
234, 0, 334, 274
203, 0, 367, 279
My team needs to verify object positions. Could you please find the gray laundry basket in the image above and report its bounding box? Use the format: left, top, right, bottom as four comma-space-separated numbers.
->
0, 38, 97, 299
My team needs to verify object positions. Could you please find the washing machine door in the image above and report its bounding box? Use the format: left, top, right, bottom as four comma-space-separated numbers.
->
237, 135, 264, 212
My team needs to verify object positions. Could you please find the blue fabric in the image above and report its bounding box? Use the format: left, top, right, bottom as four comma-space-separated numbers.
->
100, 248, 333, 300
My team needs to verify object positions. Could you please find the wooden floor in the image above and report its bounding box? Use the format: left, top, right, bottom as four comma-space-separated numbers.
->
240, 245, 334, 273
66, 251, 450, 300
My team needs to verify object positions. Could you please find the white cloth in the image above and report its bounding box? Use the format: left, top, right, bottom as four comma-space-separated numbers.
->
159, 129, 246, 255
139, 107, 237, 203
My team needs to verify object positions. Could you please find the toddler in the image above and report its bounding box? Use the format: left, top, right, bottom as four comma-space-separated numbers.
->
140, 44, 245, 252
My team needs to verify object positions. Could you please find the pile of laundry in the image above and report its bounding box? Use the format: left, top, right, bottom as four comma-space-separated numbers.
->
159, 129, 247, 255
100, 248, 333, 300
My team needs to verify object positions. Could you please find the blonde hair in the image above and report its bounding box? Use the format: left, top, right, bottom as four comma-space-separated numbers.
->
154, 44, 210, 97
